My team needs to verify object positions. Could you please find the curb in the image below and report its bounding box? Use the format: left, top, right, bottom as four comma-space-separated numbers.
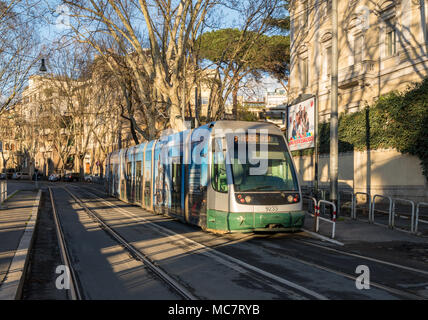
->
3, 190, 20, 203
0, 189, 20, 206
302, 228, 345, 246
0, 190, 42, 299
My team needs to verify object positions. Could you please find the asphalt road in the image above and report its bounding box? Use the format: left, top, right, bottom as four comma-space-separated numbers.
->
16, 181, 428, 300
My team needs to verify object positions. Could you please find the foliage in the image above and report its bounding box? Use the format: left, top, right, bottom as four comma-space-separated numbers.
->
291, 79, 428, 180
264, 0, 290, 32
237, 105, 259, 122
197, 29, 289, 80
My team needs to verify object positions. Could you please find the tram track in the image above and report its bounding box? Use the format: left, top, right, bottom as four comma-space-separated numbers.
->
67, 185, 328, 300
244, 240, 427, 300
61, 186, 197, 300
74, 184, 428, 300
48, 187, 83, 300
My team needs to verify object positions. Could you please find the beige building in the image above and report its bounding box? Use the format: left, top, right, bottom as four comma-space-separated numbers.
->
8, 74, 122, 177
289, 0, 428, 200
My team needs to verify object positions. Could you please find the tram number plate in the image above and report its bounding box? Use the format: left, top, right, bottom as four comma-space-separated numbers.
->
266, 206, 279, 213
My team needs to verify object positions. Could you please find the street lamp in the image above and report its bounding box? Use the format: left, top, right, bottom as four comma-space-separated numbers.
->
39, 58, 47, 72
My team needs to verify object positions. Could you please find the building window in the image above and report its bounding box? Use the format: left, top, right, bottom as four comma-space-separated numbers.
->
385, 19, 396, 56
301, 57, 309, 88
326, 46, 332, 77
354, 34, 363, 64
325, 0, 332, 16
302, 0, 309, 28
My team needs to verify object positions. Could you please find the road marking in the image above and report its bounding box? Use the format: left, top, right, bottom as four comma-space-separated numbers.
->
301, 228, 345, 246
255, 242, 426, 300
296, 239, 428, 276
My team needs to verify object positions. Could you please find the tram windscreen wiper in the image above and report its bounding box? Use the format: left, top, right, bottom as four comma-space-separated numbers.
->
244, 186, 277, 191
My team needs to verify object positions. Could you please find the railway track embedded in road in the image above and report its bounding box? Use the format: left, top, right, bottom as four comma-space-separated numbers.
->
48, 187, 83, 300
61, 186, 198, 301
74, 184, 428, 300
67, 185, 333, 300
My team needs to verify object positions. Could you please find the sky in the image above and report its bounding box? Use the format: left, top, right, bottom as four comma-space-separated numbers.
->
36, 0, 286, 99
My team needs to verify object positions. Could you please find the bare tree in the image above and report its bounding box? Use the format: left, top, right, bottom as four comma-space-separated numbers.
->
0, 0, 42, 115
196, 1, 282, 121
62, 0, 226, 136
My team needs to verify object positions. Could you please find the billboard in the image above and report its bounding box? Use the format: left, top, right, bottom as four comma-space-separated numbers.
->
287, 97, 315, 151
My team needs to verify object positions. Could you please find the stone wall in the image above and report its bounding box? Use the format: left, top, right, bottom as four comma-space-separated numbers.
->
293, 149, 428, 202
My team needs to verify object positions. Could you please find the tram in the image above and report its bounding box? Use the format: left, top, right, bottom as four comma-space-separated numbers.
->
105, 121, 305, 233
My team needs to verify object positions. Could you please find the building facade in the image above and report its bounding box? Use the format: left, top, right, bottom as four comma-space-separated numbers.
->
289, 0, 428, 121
289, 0, 428, 200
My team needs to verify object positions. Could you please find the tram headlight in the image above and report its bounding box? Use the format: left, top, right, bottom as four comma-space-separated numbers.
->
287, 195, 294, 203
245, 195, 252, 204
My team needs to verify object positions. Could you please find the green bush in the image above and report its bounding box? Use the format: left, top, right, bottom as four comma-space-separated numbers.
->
291, 78, 428, 181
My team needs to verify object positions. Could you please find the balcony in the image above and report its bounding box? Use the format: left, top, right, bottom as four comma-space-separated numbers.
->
338, 60, 376, 89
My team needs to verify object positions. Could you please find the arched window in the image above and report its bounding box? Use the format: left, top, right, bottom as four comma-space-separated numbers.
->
378, 1, 397, 58
320, 32, 332, 80
298, 45, 309, 89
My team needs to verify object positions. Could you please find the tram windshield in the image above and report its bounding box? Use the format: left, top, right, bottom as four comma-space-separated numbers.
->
229, 134, 299, 192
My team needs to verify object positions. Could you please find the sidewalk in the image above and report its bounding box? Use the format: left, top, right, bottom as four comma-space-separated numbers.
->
0, 190, 41, 299
304, 214, 428, 244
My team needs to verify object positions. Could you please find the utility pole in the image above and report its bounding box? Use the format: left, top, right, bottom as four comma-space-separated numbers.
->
330, 0, 339, 206
194, 86, 199, 128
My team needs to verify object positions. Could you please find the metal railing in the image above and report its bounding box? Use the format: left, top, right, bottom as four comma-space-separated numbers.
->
0, 180, 7, 204
317, 200, 337, 239
303, 196, 336, 238
338, 190, 354, 217
304, 185, 427, 236
391, 198, 416, 233
414, 202, 428, 234
352, 192, 372, 222
371, 194, 393, 228
303, 195, 317, 232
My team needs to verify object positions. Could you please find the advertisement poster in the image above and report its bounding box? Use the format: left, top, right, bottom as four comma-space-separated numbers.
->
287, 97, 315, 151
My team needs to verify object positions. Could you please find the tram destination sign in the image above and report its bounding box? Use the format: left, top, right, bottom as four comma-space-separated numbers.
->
287, 97, 315, 151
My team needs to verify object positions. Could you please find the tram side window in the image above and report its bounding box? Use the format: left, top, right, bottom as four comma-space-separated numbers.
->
127, 162, 132, 180
136, 161, 142, 179
212, 140, 228, 193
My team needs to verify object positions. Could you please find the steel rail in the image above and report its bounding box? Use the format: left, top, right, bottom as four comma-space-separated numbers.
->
72, 185, 328, 300
62, 187, 197, 301
81, 187, 424, 300
80, 184, 428, 278
48, 187, 83, 300
77, 185, 428, 300
252, 242, 426, 300
295, 239, 428, 276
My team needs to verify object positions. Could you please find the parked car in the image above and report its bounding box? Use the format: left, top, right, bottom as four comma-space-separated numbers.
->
84, 174, 93, 183
48, 173, 61, 182
92, 174, 101, 183
20, 172, 30, 180
0, 173, 6, 180
32, 171, 43, 181
12, 172, 23, 180
63, 172, 80, 182
6, 169, 15, 179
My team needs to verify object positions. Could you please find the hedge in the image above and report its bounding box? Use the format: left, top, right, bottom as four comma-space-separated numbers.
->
291, 78, 428, 181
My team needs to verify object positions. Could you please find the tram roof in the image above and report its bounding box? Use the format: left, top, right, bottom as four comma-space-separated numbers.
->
209, 120, 283, 134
